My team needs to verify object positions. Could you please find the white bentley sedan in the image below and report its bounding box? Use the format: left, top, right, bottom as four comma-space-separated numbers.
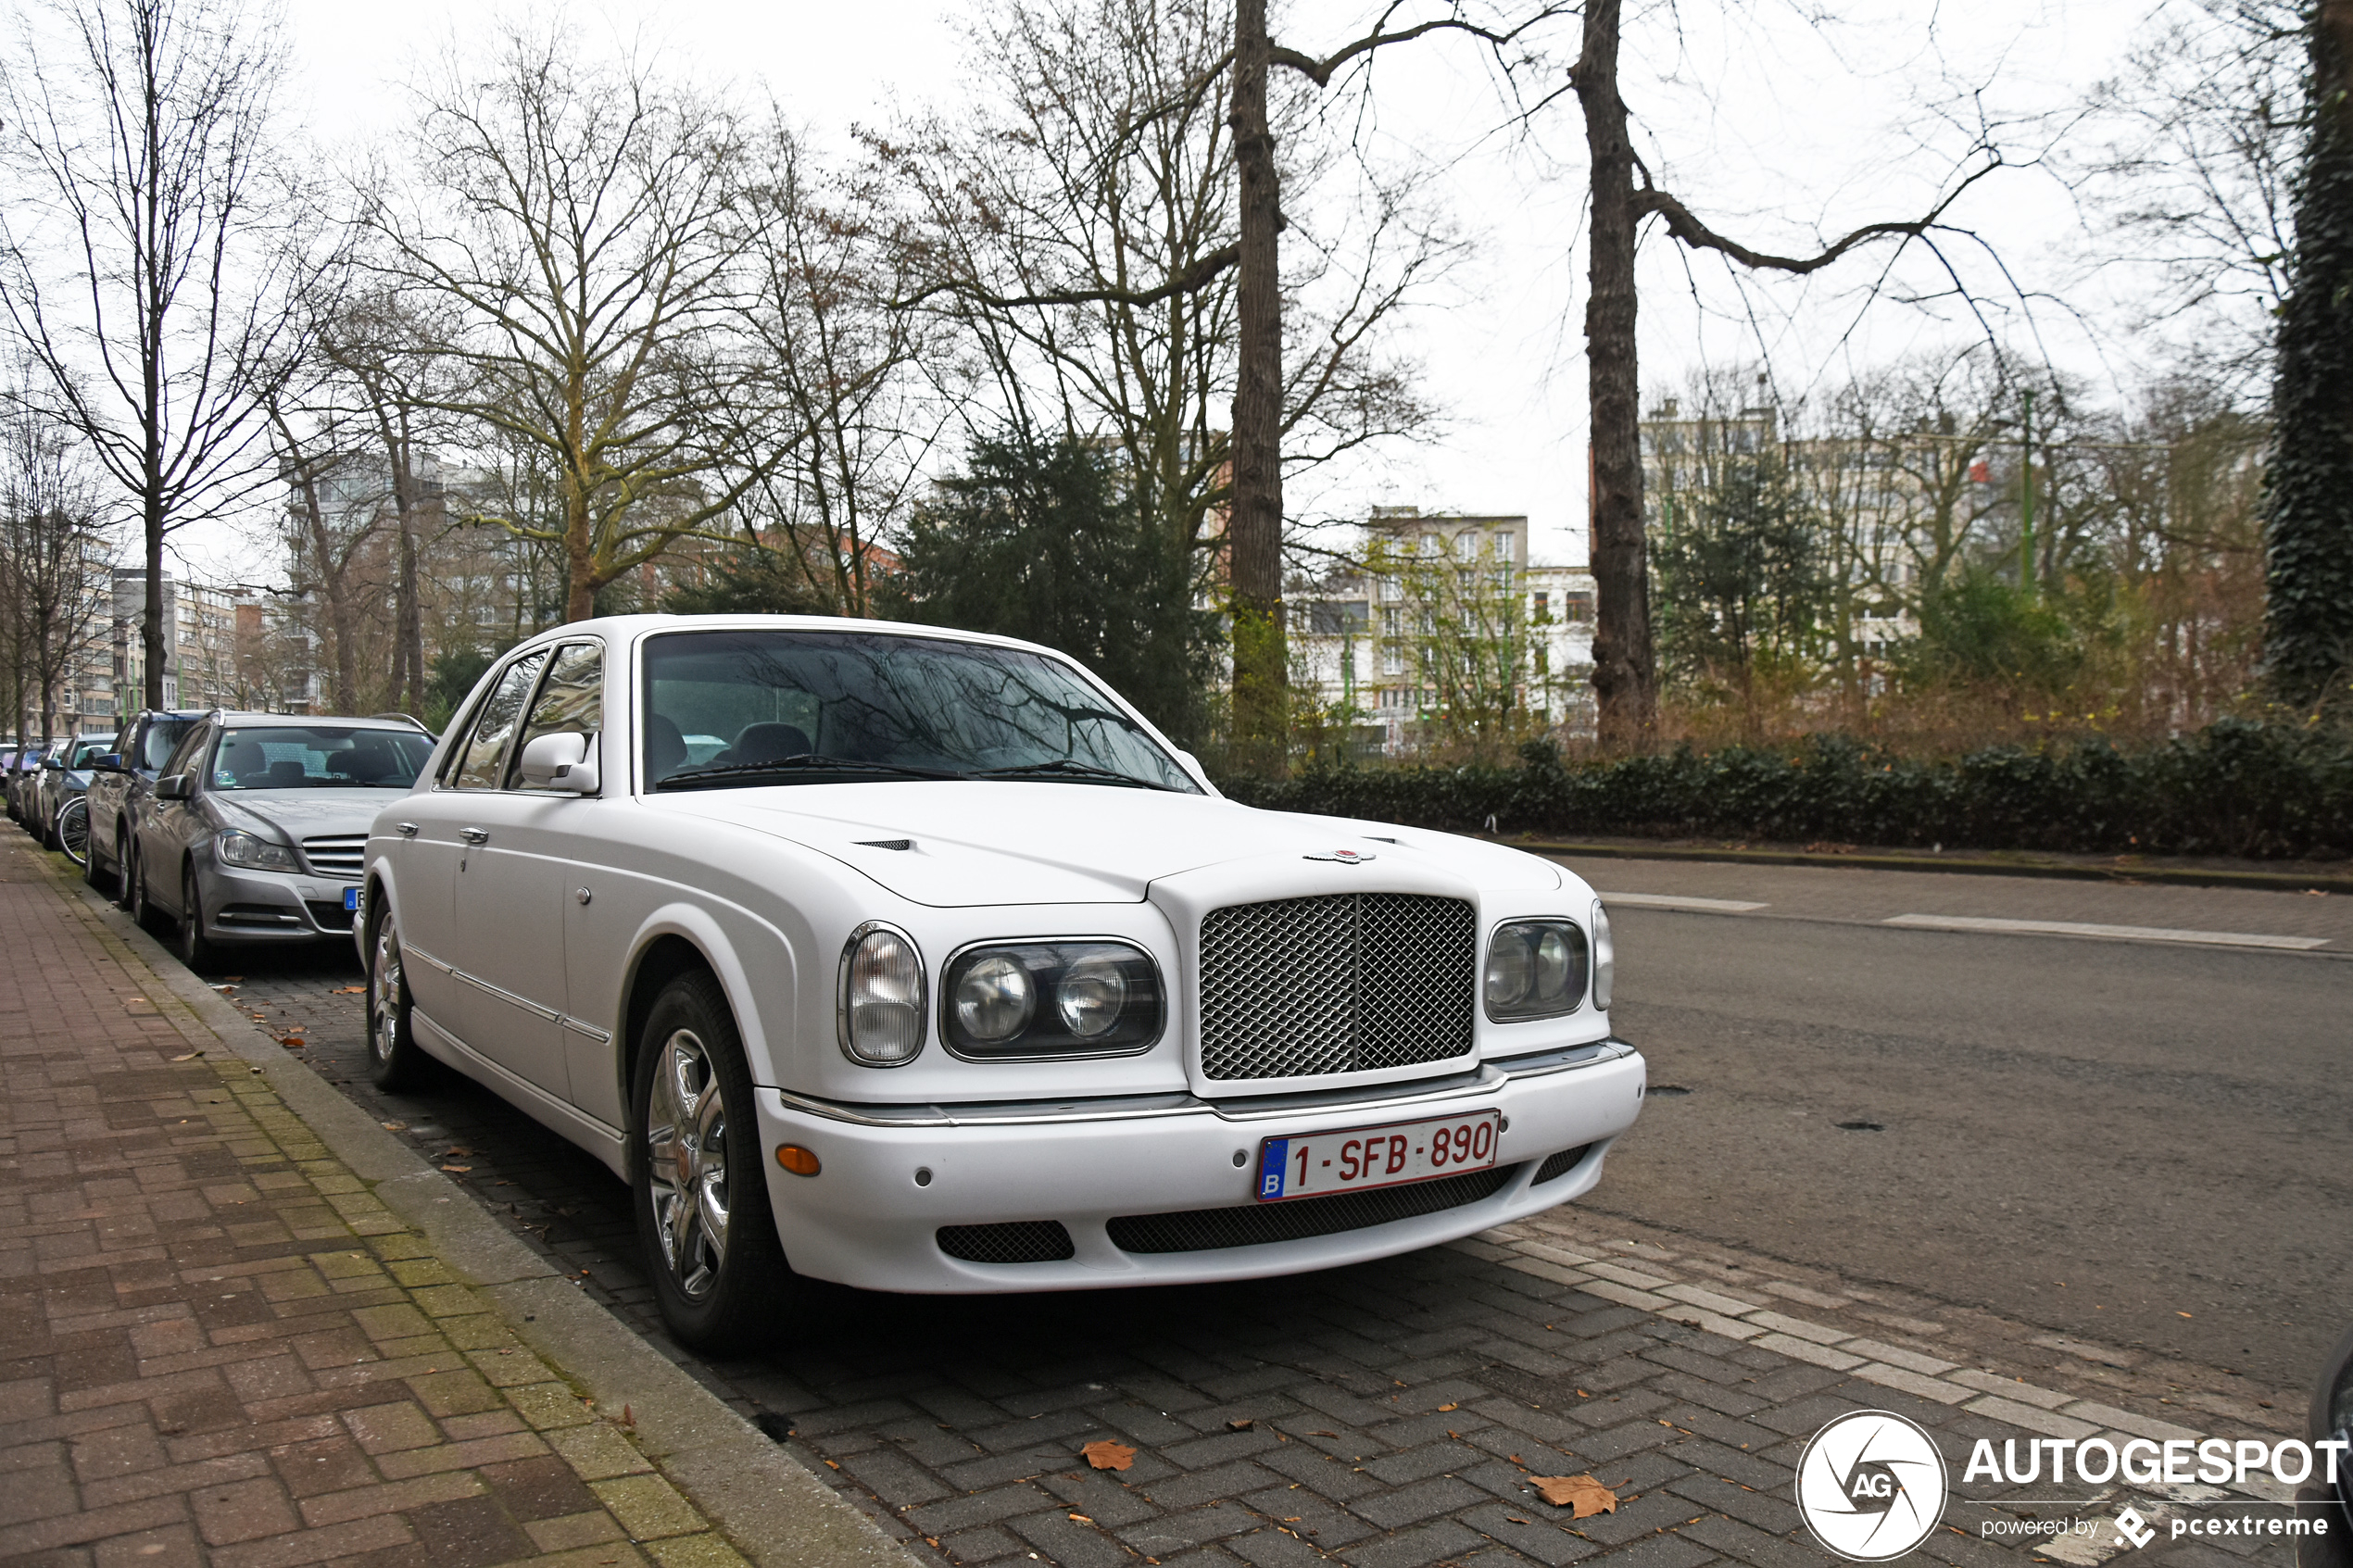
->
359, 617, 1644, 1349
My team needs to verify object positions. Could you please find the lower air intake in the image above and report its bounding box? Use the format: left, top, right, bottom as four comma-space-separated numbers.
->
1108, 1166, 1516, 1254
1531, 1144, 1594, 1185
936, 1221, 1076, 1264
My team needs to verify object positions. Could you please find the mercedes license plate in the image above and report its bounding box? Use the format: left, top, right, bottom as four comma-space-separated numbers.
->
1254, 1110, 1502, 1202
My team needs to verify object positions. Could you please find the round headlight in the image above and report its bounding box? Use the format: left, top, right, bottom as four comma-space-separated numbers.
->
1534, 927, 1574, 1001
1056, 955, 1128, 1037
953, 954, 1035, 1042
1484, 928, 1534, 1007
1591, 899, 1615, 1010
842, 926, 925, 1064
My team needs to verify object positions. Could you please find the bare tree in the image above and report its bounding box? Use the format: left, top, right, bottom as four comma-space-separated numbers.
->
0, 362, 114, 746
889, 0, 1456, 767
735, 124, 940, 617
361, 23, 790, 624
0, 0, 314, 709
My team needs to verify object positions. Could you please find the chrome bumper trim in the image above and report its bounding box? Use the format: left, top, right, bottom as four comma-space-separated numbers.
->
772, 1034, 1634, 1130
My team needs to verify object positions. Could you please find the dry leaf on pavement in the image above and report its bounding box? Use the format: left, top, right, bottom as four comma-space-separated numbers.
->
1081, 1440, 1136, 1472
1531, 1475, 1619, 1517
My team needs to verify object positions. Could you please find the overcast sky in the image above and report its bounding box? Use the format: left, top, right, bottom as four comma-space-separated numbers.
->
233, 0, 2165, 582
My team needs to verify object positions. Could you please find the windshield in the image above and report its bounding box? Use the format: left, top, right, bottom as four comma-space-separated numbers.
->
209, 726, 433, 790
643, 630, 1197, 793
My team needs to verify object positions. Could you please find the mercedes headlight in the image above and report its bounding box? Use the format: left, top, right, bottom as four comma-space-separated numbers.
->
942, 941, 1160, 1058
838, 923, 925, 1065
216, 829, 298, 872
1483, 919, 1590, 1022
1592, 898, 1615, 1010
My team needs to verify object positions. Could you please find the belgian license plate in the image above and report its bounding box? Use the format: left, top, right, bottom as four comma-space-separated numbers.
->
342, 886, 359, 911
1255, 1110, 1502, 1202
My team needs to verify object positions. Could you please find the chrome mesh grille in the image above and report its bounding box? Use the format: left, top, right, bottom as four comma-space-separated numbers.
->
301, 834, 367, 877
1198, 893, 1475, 1082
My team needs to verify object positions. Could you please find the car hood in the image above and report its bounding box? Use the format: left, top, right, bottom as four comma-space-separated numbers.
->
213, 788, 405, 838
651, 782, 1560, 906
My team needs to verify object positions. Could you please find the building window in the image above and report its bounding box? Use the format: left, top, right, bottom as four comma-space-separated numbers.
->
1380, 608, 1401, 638
1534, 592, 1550, 620
1382, 647, 1403, 676
1456, 532, 1479, 561
1495, 533, 1515, 563
1378, 577, 1401, 602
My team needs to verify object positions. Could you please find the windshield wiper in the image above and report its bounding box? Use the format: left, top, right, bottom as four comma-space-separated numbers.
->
654, 755, 954, 790
966, 759, 1176, 790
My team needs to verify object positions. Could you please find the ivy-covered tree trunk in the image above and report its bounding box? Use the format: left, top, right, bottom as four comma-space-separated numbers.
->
1227, 0, 1289, 778
2264, 0, 2353, 706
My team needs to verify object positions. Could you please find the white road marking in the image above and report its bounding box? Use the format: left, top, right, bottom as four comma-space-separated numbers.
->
1600, 893, 1769, 913
1882, 913, 2328, 950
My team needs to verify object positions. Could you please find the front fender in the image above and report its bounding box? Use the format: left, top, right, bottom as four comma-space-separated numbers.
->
612, 901, 790, 1121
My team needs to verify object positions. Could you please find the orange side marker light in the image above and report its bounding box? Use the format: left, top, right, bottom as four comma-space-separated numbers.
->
774, 1145, 821, 1176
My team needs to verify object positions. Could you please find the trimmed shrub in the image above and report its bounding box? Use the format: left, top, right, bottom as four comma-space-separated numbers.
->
1220, 721, 2353, 859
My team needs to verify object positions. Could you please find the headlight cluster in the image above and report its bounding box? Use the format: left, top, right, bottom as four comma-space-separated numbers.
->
1483, 918, 1591, 1021
944, 942, 1160, 1058
216, 829, 298, 872
838, 931, 1163, 1065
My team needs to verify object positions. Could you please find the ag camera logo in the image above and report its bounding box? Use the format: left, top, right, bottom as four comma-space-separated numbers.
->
1795, 1410, 1949, 1561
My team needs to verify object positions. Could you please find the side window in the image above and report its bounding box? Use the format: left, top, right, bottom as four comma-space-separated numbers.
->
447, 652, 549, 790
504, 642, 603, 788
161, 722, 212, 783
144, 720, 193, 771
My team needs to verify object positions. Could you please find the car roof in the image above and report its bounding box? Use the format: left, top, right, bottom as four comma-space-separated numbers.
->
208, 712, 428, 731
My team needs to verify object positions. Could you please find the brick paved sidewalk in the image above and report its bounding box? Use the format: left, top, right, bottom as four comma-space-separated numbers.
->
0, 837, 868, 1568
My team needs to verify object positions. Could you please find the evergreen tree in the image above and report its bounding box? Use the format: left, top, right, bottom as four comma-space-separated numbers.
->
884, 431, 1217, 746
2262, 0, 2353, 706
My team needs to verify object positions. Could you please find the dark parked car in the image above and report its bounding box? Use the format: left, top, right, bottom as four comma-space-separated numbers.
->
83, 709, 208, 896
31, 732, 116, 851
2303, 1320, 2353, 1568
6, 740, 61, 824
127, 711, 434, 968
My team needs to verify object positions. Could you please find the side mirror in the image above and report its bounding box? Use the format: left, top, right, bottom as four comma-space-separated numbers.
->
155, 773, 192, 800
92, 753, 122, 772
41, 755, 62, 770
517, 732, 598, 795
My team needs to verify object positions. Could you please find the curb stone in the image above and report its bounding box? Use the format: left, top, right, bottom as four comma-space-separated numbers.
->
36, 847, 920, 1568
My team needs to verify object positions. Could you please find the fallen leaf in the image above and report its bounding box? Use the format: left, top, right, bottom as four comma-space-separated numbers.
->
1081, 1440, 1136, 1472
334, 985, 367, 994
621, 1404, 635, 1428
1307, 1430, 1339, 1438
1437, 1403, 1457, 1412
1227, 1418, 1253, 1432
277, 1037, 306, 1048
441, 1164, 472, 1173
381, 1122, 407, 1131
1508, 1517, 1531, 1525
444, 1146, 473, 1158
170, 1051, 202, 1061
1531, 1475, 1618, 1517
1067, 1513, 1093, 1524
1510, 1455, 1524, 1466
2177, 1311, 2193, 1319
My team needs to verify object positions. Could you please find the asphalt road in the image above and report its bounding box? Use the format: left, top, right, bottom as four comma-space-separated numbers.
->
1558, 855, 2353, 1391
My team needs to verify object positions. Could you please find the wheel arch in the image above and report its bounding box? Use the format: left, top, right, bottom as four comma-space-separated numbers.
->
615, 913, 772, 1135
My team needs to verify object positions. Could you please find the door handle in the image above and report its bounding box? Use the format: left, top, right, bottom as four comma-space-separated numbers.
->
459, 827, 489, 844
396, 822, 419, 837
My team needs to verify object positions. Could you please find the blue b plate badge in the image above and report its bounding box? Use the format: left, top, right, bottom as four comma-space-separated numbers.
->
342, 885, 359, 911
1256, 1110, 1502, 1202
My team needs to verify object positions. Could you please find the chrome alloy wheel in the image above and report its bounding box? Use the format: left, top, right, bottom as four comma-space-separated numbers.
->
644, 1028, 732, 1300
370, 918, 404, 1065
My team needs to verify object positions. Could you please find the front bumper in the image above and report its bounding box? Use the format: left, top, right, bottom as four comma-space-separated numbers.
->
196, 859, 362, 945
751, 1038, 1645, 1293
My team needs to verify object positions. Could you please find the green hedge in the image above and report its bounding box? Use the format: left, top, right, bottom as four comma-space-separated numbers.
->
1217, 721, 2353, 859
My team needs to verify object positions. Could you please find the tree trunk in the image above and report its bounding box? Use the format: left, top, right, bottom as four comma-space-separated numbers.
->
1227, 0, 1288, 777
564, 470, 598, 624
2263, 0, 2353, 705
1577, 0, 1656, 749
142, 499, 167, 710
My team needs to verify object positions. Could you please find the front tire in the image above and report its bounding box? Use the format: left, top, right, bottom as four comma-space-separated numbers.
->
176, 864, 220, 971
365, 902, 432, 1090
631, 972, 799, 1353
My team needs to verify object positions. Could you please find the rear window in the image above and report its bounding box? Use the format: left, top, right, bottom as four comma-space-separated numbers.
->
209, 727, 433, 789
